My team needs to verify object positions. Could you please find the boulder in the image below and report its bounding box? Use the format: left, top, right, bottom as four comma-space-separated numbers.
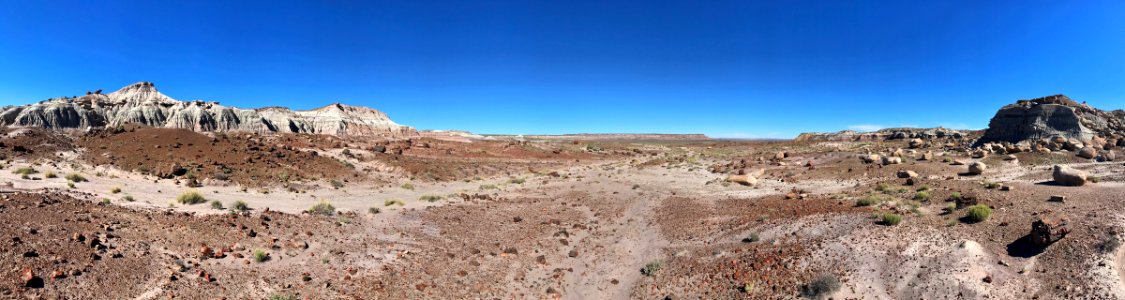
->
896, 170, 918, 178
882, 156, 902, 165
918, 151, 933, 161
861, 154, 880, 164
1077, 147, 1097, 159
726, 175, 757, 186
1051, 165, 1087, 186
967, 162, 987, 175
908, 138, 924, 149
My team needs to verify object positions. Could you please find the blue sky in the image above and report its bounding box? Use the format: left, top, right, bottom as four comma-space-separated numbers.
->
2, 1, 1125, 138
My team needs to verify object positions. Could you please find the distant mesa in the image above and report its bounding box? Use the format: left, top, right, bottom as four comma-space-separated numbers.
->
0, 82, 415, 137
794, 127, 971, 142
975, 94, 1125, 146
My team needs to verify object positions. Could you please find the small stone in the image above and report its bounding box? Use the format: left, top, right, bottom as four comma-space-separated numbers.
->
1049, 195, 1066, 203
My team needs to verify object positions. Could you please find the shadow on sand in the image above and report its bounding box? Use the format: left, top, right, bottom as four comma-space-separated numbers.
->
1006, 234, 1046, 258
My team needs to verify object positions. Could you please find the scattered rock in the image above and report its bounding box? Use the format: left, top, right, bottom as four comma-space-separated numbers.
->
967, 162, 987, 175
1052, 165, 1087, 186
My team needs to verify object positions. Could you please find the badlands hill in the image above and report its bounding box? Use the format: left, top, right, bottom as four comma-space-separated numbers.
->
0, 82, 415, 136
976, 94, 1125, 145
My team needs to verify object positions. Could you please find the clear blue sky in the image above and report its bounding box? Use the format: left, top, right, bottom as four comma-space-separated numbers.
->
2, 1, 1125, 138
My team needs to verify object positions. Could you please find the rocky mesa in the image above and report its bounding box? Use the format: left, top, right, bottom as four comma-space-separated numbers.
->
0, 82, 415, 137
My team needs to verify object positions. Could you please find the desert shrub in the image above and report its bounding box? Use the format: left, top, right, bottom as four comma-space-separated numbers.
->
210, 200, 224, 210
400, 183, 414, 190
983, 181, 1001, 189
253, 249, 269, 262
67, 182, 75, 188
966, 204, 992, 223
881, 213, 902, 226
916, 185, 931, 192
368, 207, 381, 214
1090, 176, 1101, 183
949, 192, 962, 201
384, 199, 405, 206
232, 200, 249, 212
800, 274, 841, 299
742, 232, 760, 243
945, 202, 956, 213
65, 173, 87, 182
111, 187, 122, 194
875, 182, 890, 192
856, 195, 880, 207
12, 167, 37, 175
330, 180, 344, 189
176, 190, 206, 205
123, 195, 135, 202
641, 260, 663, 276
307, 200, 335, 216
419, 195, 443, 202
20, 174, 29, 179
1098, 235, 1122, 254
101, 198, 111, 205
913, 191, 930, 201
509, 178, 526, 184
479, 184, 498, 190
44, 171, 57, 178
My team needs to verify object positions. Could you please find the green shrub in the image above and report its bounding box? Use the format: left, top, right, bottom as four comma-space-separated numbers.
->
945, 202, 956, 212
176, 190, 206, 204
400, 183, 414, 190
384, 199, 405, 206
949, 192, 961, 201
330, 180, 345, 189
913, 191, 931, 201
253, 249, 269, 262
44, 171, 57, 178
101, 198, 111, 205
67, 182, 75, 188
966, 204, 992, 223
232, 200, 249, 212
307, 200, 336, 216
368, 207, 381, 214
65, 173, 87, 182
111, 187, 122, 194
641, 260, 663, 276
419, 195, 443, 202
856, 195, 880, 207
479, 184, 498, 190
12, 167, 37, 175
123, 195, 135, 202
509, 178, 526, 184
881, 213, 902, 226
875, 182, 890, 192
70, 172, 91, 181
210, 200, 224, 210
983, 181, 1001, 189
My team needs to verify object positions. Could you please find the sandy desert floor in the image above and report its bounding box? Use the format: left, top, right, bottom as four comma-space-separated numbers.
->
1, 128, 1124, 299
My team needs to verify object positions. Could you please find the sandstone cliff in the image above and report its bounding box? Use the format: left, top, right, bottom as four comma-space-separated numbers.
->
976, 95, 1125, 145
0, 82, 415, 136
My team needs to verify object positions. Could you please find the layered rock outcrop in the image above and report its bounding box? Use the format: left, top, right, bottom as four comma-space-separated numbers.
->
0, 82, 415, 136
976, 95, 1125, 145
794, 127, 971, 143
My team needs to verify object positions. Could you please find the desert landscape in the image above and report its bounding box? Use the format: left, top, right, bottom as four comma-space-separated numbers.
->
0, 82, 1122, 300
